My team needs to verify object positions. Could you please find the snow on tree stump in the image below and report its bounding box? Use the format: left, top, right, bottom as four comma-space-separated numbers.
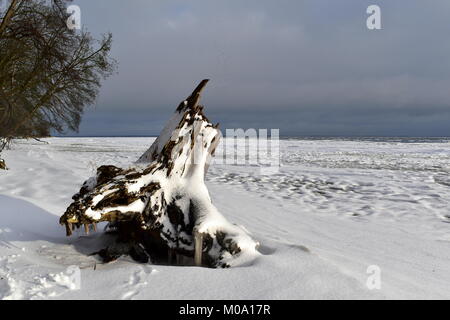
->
60, 80, 258, 268
0, 158, 6, 170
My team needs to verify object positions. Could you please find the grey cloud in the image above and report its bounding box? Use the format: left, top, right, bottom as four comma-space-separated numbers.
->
65, 0, 450, 137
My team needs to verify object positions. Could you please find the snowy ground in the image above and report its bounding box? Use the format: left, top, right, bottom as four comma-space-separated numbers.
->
1, 137, 450, 299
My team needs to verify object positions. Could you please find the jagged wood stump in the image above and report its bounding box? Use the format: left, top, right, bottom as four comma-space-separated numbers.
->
60, 80, 258, 268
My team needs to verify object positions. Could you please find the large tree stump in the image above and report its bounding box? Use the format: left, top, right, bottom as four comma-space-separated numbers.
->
60, 80, 258, 268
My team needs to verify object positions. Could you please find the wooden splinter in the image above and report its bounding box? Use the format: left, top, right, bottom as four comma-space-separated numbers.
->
194, 231, 203, 267
168, 248, 174, 265
65, 223, 73, 236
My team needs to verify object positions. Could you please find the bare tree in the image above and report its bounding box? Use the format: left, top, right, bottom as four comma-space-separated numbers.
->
0, 0, 117, 169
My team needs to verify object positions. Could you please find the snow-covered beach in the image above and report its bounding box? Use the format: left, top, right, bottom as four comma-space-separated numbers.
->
1, 137, 450, 299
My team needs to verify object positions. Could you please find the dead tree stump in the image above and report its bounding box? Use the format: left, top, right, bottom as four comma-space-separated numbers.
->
60, 80, 258, 268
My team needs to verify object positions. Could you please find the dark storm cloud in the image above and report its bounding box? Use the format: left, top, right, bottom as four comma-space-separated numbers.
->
67, 0, 450, 136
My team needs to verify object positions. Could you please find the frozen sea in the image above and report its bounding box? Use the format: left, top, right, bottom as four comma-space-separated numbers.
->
0, 137, 450, 299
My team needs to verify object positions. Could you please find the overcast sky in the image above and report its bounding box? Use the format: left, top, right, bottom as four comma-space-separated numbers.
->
67, 0, 450, 137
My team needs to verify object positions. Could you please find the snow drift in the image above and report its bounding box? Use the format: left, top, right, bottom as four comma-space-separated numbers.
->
59, 80, 259, 268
